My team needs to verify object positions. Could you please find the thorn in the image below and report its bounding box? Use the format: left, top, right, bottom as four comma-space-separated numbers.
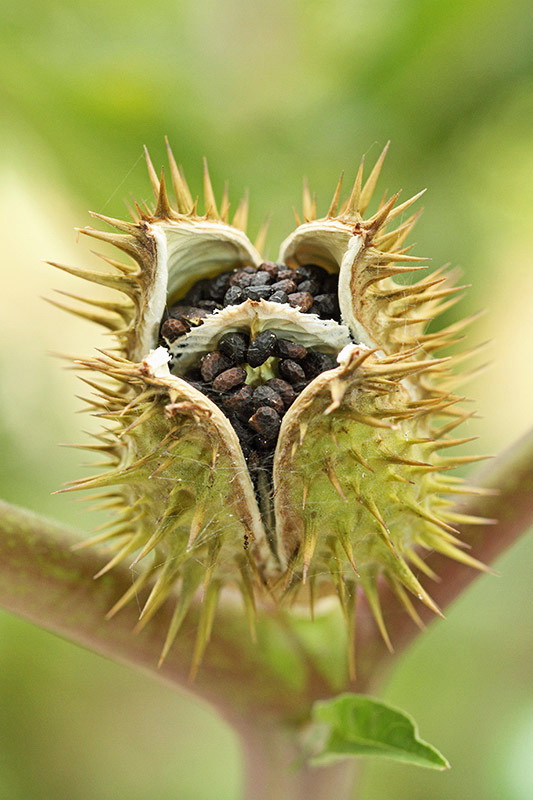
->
232, 190, 249, 231
143, 145, 160, 198
326, 171, 344, 217
164, 137, 194, 214
189, 580, 220, 680
155, 168, 173, 218
302, 177, 315, 221
339, 532, 359, 576
202, 157, 219, 218
89, 212, 138, 235
254, 214, 271, 254
105, 565, 158, 620
93, 535, 143, 579
301, 528, 318, 584
158, 566, 203, 666
77, 227, 141, 260
47, 260, 137, 293
187, 508, 205, 551
44, 297, 121, 331
326, 460, 347, 500
361, 575, 393, 652
359, 141, 390, 214
239, 563, 257, 643
387, 188, 427, 222
219, 180, 230, 222
388, 576, 425, 629
344, 158, 364, 217
363, 192, 400, 237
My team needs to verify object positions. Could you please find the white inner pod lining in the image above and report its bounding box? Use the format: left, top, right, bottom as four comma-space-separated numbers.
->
168, 300, 353, 375
139, 219, 262, 357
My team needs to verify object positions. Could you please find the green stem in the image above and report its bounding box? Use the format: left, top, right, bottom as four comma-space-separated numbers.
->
238, 720, 356, 800
0, 500, 327, 717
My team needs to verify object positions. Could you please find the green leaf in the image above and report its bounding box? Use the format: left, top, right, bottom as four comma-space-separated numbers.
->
309, 693, 450, 770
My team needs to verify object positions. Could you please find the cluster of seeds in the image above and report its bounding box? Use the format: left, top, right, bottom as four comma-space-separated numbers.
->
181, 328, 337, 461
160, 262, 340, 344
157, 263, 340, 472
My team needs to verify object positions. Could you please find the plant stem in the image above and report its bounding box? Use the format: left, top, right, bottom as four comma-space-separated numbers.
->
238, 720, 356, 800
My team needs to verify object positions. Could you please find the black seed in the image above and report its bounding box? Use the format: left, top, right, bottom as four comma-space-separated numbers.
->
212, 367, 247, 392
224, 286, 246, 306
160, 317, 190, 342
245, 285, 272, 301
183, 280, 208, 305
222, 385, 254, 421
323, 274, 338, 293
312, 293, 340, 319
298, 279, 322, 295
288, 292, 314, 312
258, 261, 279, 279
208, 272, 231, 300
271, 278, 298, 295
168, 305, 210, 325
302, 350, 338, 378
276, 268, 295, 281
269, 290, 289, 304
247, 330, 278, 367
200, 351, 234, 382
218, 331, 249, 362
265, 378, 296, 408
276, 338, 308, 361
279, 359, 307, 384
229, 270, 255, 288
249, 270, 272, 285
294, 264, 329, 283
252, 385, 285, 415
248, 406, 281, 439
230, 417, 254, 455
197, 299, 221, 311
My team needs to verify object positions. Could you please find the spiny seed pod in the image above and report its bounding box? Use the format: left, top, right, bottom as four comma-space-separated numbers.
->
51, 141, 490, 678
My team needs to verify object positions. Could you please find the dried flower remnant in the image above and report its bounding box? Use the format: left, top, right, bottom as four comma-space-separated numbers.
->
50, 142, 489, 677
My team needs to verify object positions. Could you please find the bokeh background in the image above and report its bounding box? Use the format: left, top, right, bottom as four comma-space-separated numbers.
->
1, 0, 532, 797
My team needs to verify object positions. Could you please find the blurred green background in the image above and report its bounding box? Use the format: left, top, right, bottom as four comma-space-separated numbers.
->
1, 0, 532, 797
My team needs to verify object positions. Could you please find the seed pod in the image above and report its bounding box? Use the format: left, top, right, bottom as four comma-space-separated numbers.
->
51, 142, 486, 678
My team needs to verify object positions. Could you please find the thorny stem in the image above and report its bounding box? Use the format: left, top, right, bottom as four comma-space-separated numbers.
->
0, 428, 532, 798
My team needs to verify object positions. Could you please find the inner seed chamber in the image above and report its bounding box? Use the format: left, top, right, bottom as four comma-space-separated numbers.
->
159, 263, 341, 461
54, 144, 487, 676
